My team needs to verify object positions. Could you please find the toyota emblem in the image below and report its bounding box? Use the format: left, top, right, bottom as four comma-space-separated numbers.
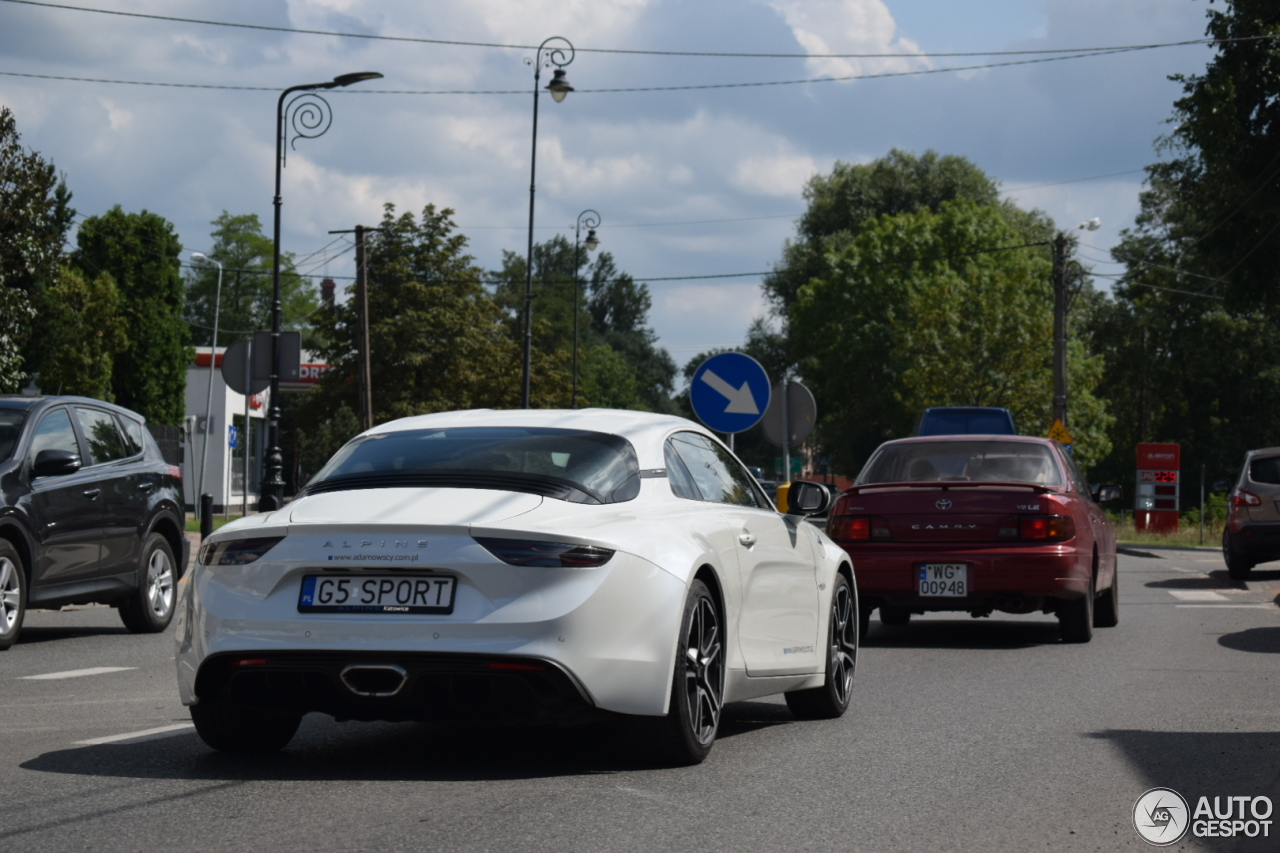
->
936, 499, 953, 510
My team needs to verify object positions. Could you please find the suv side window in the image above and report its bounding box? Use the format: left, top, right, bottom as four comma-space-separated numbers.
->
115, 414, 145, 457
30, 408, 79, 462
74, 407, 130, 466
668, 432, 761, 508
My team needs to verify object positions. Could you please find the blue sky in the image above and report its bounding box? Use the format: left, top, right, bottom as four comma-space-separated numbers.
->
0, 0, 1216, 371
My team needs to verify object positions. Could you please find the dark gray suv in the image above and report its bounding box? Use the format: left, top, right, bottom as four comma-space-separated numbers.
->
0, 396, 189, 649
1222, 447, 1280, 579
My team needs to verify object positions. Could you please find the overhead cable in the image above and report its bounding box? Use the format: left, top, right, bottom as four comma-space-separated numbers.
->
2, 0, 1270, 59
0, 48, 1163, 95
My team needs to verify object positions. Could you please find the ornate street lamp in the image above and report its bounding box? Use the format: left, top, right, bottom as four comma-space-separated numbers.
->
572, 209, 600, 409
521, 37, 576, 409
259, 71, 382, 512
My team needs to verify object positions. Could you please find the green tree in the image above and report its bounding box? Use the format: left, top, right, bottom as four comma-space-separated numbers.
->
1087, 0, 1280, 482
794, 199, 1112, 471
71, 206, 189, 423
38, 267, 127, 399
184, 211, 319, 348
307, 203, 569, 423
0, 106, 75, 390
490, 236, 676, 411
765, 149, 1000, 317
296, 402, 360, 483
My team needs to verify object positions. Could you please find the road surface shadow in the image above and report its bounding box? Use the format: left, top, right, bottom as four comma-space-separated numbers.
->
865, 618, 1062, 649
1217, 627, 1280, 654
15, 625, 131, 645
1091, 729, 1280, 850
20, 700, 801, 783
1145, 571, 1249, 591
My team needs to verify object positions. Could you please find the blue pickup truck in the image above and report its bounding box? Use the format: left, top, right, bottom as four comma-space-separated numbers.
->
916, 407, 1017, 436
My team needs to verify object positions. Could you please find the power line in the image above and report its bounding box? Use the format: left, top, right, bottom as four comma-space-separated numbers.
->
0, 48, 1169, 94
4, 0, 1268, 59
1002, 168, 1147, 192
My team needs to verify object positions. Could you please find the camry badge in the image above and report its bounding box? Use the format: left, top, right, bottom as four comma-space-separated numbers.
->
936, 499, 953, 510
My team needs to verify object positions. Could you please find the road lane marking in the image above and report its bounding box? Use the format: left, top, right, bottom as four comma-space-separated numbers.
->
73, 723, 195, 746
1168, 590, 1228, 601
19, 666, 137, 681
1175, 604, 1275, 609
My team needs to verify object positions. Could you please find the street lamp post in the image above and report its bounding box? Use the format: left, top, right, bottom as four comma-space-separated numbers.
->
259, 70, 382, 512
521, 37, 576, 409
190, 252, 222, 519
572, 210, 600, 409
1051, 217, 1100, 429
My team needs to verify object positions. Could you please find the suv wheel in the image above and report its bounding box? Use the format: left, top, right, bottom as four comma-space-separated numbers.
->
0, 541, 26, 651
119, 532, 177, 633
1223, 529, 1254, 581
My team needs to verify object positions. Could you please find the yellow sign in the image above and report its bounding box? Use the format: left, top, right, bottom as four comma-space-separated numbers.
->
1047, 419, 1074, 444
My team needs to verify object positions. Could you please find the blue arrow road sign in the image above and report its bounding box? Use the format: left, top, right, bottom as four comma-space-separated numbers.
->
689, 352, 771, 434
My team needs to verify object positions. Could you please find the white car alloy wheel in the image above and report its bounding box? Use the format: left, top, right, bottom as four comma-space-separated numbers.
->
1, 556, 20, 632
148, 548, 174, 619
683, 591, 724, 747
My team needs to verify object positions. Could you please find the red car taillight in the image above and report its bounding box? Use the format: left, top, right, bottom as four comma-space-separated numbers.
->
828, 516, 891, 541
1232, 490, 1262, 507
1019, 514, 1075, 541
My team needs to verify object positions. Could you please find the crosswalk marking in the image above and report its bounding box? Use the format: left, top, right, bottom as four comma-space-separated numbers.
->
19, 666, 137, 681
1168, 590, 1228, 601
73, 723, 195, 746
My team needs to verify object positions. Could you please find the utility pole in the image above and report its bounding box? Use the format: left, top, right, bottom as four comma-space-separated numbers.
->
1052, 231, 1069, 430
328, 225, 379, 431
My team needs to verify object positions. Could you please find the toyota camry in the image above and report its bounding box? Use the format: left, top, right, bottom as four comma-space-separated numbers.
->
175, 409, 858, 764
827, 435, 1120, 643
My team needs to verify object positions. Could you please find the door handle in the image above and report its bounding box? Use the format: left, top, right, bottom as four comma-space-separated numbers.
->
138, 482, 154, 491
738, 532, 756, 547
83, 488, 101, 500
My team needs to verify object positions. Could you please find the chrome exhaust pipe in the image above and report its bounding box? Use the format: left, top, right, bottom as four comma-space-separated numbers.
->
340, 664, 408, 697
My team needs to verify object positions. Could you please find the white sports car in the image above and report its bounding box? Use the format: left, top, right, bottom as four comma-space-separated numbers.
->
175, 409, 858, 764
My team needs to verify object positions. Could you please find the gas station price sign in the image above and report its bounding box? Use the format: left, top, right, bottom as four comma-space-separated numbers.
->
1135, 442, 1181, 533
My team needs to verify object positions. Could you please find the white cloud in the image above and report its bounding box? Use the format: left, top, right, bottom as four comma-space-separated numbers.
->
732, 152, 818, 197
769, 0, 928, 79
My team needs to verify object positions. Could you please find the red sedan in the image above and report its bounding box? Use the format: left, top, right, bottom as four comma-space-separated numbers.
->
826, 435, 1119, 643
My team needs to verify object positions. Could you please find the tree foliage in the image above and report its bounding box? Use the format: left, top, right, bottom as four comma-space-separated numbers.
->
38, 267, 127, 400
1086, 0, 1280, 481
764, 149, 1000, 317
71, 206, 189, 423
184, 211, 319, 349
0, 106, 75, 390
794, 199, 1113, 471
306, 204, 569, 424
490, 235, 677, 411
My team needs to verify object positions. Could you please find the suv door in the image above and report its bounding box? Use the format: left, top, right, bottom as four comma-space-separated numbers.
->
25, 407, 104, 590
667, 431, 819, 676
72, 406, 144, 580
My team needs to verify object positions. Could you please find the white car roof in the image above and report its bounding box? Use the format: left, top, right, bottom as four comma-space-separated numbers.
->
364, 408, 714, 468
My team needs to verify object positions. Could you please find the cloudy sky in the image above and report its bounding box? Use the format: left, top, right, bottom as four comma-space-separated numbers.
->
0, 0, 1217, 371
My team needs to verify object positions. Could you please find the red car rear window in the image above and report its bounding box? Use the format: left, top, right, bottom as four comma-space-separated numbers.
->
858, 440, 1064, 487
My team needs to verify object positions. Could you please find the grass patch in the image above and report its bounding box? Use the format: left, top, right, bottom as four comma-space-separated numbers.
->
1112, 515, 1222, 550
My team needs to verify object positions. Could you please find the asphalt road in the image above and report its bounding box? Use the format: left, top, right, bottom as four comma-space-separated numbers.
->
3, 545, 1278, 852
